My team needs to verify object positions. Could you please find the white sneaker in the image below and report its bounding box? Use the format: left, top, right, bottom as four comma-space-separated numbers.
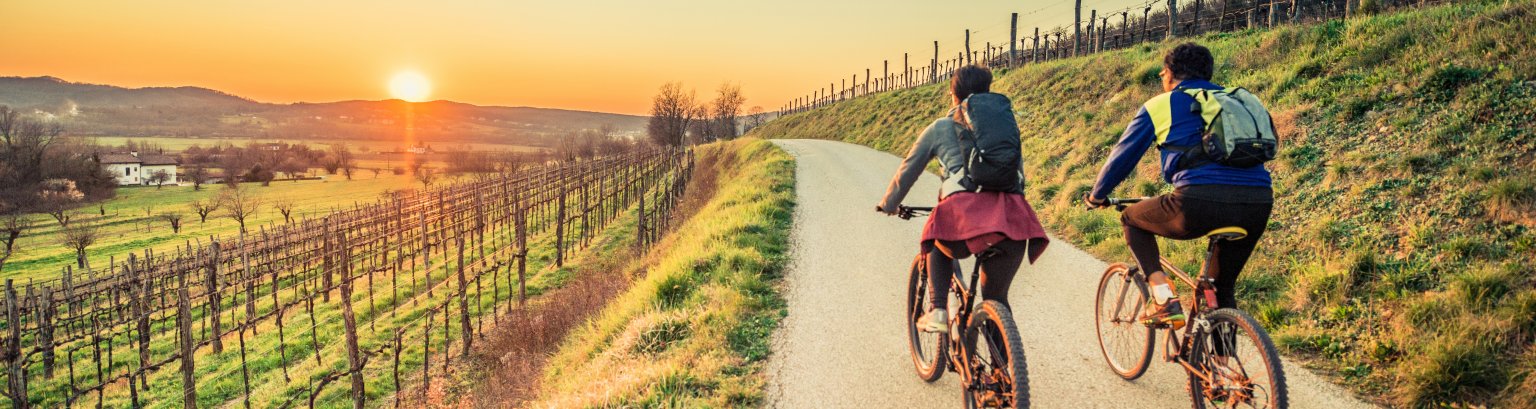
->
919, 308, 949, 334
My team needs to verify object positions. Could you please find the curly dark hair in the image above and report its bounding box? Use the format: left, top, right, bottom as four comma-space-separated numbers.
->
1163, 43, 1215, 81
950, 65, 993, 102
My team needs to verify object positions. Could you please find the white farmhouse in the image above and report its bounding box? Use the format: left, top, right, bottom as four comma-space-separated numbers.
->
100, 152, 179, 186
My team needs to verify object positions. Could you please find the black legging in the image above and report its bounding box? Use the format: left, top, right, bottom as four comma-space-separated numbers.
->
1120, 193, 1272, 309
926, 239, 1029, 310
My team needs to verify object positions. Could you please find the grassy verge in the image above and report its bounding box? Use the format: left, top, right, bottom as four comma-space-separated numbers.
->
748, 2, 1535, 407
528, 139, 795, 407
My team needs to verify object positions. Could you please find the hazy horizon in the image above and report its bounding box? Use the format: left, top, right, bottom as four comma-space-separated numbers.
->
4, 0, 1144, 116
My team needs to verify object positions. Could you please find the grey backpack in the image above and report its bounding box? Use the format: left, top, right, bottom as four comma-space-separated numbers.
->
956, 93, 1023, 192
1176, 87, 1278, 169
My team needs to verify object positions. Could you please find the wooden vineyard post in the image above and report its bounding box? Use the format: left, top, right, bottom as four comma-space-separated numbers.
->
1073, 0, 1081, 56
555, 176, 566, 267
177, 273, 197, 408
517, 206, 527, 304
931, 41, 939, 82
1269, 1, 1278, 27
5, 280, 26, 409
637, 185, 647, 248
1291, 0, 1299, 23
207, 242, 223, 353
38, 287, 54, 380
339, 230, 365, 409
1143, 6, 1151, 43
1008, 13, 1018, 67
1194, 0, 1204, 34
1032, 28, 1040, 63
130, 257, 151, 392
963, 30, 971, 64
1168, 0, 1178, 39
321, 218, 334, 302
455, 237, 472, 356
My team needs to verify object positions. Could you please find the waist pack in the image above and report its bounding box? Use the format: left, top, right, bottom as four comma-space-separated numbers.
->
1171, 87, 1278, 169
956, 93, 1023, 192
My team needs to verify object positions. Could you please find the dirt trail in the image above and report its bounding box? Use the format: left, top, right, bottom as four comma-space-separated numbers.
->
764, 139, 1375, 408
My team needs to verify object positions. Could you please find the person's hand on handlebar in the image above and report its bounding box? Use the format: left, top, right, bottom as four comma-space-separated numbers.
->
876, 204, 899, 216
1084, 194, 1109, 209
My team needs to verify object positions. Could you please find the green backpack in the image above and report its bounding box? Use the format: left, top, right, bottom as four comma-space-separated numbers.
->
1175, 87, 1278, 169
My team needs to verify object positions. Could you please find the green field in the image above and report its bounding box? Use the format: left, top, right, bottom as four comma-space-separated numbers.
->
3, 172, 436, 280
73, 135, 549, 153
748, 1, 1535, 407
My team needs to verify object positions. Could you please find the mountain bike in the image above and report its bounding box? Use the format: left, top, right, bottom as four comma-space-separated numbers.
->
1090, 197, 1287, 409
892, 205, 1029, 408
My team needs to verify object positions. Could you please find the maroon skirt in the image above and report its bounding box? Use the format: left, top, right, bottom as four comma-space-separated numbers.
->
921, 191, 1051, 263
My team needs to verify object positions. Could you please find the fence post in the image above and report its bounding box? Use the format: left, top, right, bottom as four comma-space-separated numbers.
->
931, 41, 939, 81
1009, 13, 1018, 67
1194, 0, 1204, 34
1291, 0, 1299, 23
455, 237, 471, 356
1032, 28, 1040, 63
865, 68, 871, 94
1143, 6, 1151, 42
1269, 1, 1278, 27
882, 60, 888, 92
207, 242, 223, 353
516, 206, 527, 304
1073, 0, 1082, 56
338, 232, 365, 409
964, 30, 971, 64
555, 179, 566, 267
1168, 0, 1178, 38
177, 277, 197, 409
5, 280, 26, 409
1088, 10, 1097, 54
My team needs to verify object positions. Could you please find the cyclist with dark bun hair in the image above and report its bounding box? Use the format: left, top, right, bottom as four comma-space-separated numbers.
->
878, 64, 1049, 334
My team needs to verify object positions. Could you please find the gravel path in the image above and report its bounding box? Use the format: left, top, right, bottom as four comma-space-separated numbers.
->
763, 139, 1375, 408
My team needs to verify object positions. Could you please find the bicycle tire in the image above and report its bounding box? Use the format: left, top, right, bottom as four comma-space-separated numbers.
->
1187, 308, 1289, 409
907, 254, 946, 382
962, 300, 1029, 408
1094, 263, 1154, 380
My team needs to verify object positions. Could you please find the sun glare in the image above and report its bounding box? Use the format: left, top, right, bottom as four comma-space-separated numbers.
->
388, 71, 431, 102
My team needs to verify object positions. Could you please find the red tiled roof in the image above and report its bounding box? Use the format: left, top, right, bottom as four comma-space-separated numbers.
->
140, 155, 179, 166
98, 154, 141, 164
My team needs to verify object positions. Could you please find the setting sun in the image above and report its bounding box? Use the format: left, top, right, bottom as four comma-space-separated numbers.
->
388, 71, 431, 102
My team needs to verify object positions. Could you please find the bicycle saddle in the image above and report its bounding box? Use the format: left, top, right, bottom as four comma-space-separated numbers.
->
1203, 226, 1248, 241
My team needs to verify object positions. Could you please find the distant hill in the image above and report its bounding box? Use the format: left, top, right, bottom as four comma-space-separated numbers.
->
0, 76, 647, 147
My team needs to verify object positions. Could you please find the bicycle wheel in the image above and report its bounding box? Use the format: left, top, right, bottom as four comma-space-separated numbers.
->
1187, 308, 1288, 409
962, 300, 1029, 409
1094, 263, 1154, 380
907, 254, 946, 382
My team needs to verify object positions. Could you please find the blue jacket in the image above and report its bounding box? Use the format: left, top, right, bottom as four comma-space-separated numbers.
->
1090, 79, 1272, 200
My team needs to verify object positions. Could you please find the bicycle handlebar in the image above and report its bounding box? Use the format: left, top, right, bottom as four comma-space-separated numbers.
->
876, 205, 933, 220
1090, 197, 1152, 212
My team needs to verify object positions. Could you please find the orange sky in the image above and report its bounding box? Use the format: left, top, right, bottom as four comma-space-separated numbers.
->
4, 0, 1143, 115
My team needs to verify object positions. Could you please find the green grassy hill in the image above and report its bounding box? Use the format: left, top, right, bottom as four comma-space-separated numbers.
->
748, 1, 1534, 407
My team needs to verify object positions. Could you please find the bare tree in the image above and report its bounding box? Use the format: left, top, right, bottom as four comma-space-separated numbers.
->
38, 179, 84, 227
189, 198, 221, 223
160, 212, 184, 234
0, 214, 25, 273
415, 167, 438, 191
186, 164, 209, 191
0, 106, 62, 187
710, 82, 746, 141
219, 186, 261, 232
274, 199, 296, 224
147, 169, 170, 189
743, 106, 768, 134
330, 143, 356, 180
58, 221, 99, 269
647, 82, 701, 146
